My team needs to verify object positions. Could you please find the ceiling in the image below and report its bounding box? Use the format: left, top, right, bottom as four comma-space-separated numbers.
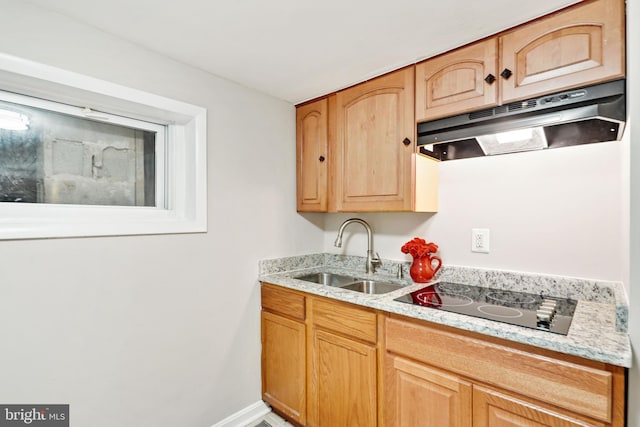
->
25, 0, 580, 105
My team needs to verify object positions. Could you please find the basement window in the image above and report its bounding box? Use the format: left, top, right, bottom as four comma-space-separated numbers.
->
0, 92, 164, 207
0, 53, 207, 240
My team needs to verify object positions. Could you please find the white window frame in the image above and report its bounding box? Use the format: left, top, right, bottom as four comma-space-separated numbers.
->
0, 53, 207, 240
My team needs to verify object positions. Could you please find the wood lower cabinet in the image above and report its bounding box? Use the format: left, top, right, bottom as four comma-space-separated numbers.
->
261, 283, 626, 427
385, 354, 472, 427
261, 311, 306, 424
307, 297, 379, 426
473, 385, 608, 427
261, 283, 380, 426
385, 352, 609, 427
310, 329, 377, 426
261, 284, 306, 424
385, 314, 625, 427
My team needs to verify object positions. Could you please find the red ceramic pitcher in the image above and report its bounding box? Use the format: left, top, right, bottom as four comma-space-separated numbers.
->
409, 255, 442, 283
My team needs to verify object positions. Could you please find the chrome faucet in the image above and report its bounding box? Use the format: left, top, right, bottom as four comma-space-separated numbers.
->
334, 218, 382, 274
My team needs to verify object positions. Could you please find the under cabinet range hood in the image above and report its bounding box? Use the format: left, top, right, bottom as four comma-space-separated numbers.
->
417, 79, 626, 161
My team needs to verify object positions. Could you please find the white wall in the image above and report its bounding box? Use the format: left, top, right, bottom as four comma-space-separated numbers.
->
0, 2, 324, 426
325, 141, 626, 282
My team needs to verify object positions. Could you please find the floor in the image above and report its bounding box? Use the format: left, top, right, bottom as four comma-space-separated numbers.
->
247, 411, 294, 427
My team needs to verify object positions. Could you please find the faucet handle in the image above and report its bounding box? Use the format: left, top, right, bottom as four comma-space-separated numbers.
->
371, 252, 382, 267
369, 253, 382, 274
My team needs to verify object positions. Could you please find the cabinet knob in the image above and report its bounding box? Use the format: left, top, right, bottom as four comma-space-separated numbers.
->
402, 138, 411, 146
319, 155, 325, 162
500, 68, 513, 79
484, 74, 496, 84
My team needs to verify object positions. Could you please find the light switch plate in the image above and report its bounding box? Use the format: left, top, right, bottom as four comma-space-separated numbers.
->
471, 228, 490, 253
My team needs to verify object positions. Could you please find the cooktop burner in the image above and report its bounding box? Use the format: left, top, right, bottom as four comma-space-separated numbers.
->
394, 281, 577, 335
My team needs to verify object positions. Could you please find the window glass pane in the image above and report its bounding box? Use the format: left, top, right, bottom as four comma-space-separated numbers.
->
0, 98, 158, 207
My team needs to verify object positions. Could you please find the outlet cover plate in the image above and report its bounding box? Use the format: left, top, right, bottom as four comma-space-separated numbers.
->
471, 228, 490, 253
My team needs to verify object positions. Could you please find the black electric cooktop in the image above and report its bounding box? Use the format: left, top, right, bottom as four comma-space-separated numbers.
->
394, 282, 578, 335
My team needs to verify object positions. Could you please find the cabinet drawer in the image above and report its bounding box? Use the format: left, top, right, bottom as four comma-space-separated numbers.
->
261, 283, 305, 321
473, 385, 608, 427
311, 298, 377, 343
385, 316, 613, 422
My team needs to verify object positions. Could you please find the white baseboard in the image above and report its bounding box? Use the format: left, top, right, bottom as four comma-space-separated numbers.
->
211, 400, 271, 427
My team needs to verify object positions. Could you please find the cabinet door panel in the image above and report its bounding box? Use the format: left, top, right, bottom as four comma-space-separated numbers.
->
385, 316, 612, 422
343, 91, 401, 197
310, 329, 377, 426
296, 98, 329, 212
501, 0, 624, 102
416, 39, 498, 121
335, 67, 414, 211
385, 354, 472, 427
473, 385, 607, 427
261, 311, 306, 424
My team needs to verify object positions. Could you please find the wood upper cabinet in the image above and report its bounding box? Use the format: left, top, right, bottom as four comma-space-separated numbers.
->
261, 284, 306, 424
296, 68, 438, 213
416, 39, 499, 122
335, 67, 420, 212
416, 0, 625, 122
296, 98, 330, 212
500, 0, 625, 103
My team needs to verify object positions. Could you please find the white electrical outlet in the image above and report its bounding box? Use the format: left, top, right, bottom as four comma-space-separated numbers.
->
471, 228, 490, 253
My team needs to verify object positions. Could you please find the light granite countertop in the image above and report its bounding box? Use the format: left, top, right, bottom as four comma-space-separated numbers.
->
259, 253, 632, 368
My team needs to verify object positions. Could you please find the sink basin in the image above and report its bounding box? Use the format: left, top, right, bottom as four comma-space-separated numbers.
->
295, 272, 357, 287
339, 280, 404, 295
295, 272, 404, 295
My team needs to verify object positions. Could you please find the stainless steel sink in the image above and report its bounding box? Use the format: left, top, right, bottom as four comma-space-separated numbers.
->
339, 280, 404, 295
295, 272, 357, 287
295, 272, 404, 295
